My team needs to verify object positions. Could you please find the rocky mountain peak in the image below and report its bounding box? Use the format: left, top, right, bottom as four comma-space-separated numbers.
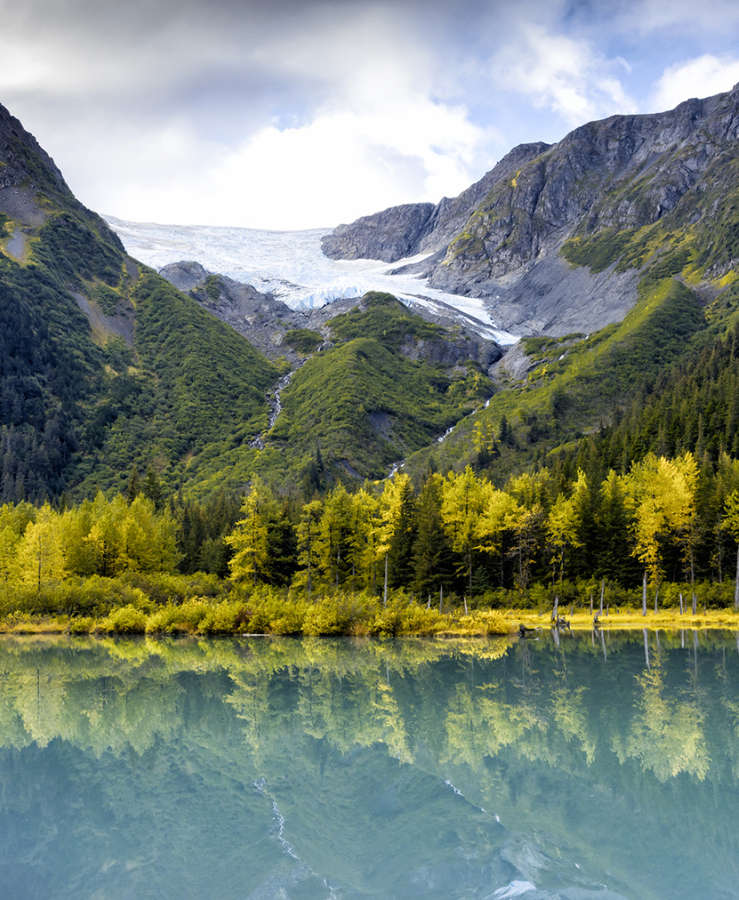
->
322, 85, 738, 336
0, 102, 72, 200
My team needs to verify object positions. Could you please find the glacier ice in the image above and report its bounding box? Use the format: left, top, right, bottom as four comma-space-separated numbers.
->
106, 216, 518, 345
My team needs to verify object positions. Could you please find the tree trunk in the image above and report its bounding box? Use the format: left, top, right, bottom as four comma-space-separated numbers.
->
642, 571, 647, 616
654, 582, 659, 614
600, 578, 605, 616
643, 628, 650, 669
552, 594, 559, 621
439, 584, 443, 613
463, 595, 468, 615
691, 548, 697, 616
589, 592, 593, 615
735, 545, 739, 610
679, 592, 684, 615
383, 553, 388, 608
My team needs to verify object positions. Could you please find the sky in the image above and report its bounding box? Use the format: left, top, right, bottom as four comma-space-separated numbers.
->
2, 0, 739, 230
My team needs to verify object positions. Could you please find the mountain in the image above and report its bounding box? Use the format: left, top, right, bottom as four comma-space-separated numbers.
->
0, 100, 505, 500
322, 84, 739, 336
157, 289, 503, 494
0, 101, 279, 501
1, 92, 737, 506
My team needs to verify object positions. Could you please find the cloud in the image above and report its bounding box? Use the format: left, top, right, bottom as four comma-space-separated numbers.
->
617, 0, 739, 35
203, 96, 488, 229
1, 2, 494, 228
491, 25, 636, 126
652, 54, 739, 110
89, 91, 489, 230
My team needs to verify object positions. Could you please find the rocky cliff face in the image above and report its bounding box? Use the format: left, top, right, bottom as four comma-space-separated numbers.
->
321, 143, 549, 264
160, 262, 503, 370
321, 202, 435, 261
322, 85, 739, 335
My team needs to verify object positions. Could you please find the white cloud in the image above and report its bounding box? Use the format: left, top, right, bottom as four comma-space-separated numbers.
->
652, 54, 739, 110
492, 25, 637, 126
198, 96, 487, 229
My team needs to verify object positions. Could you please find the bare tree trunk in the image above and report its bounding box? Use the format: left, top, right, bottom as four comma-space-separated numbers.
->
600, 578, 605, 616
463, 595, 468, 615
439, 584, 443, 613
642, 571, 647, 616
552, 594, 559, 621
679, 592, 684, 615
383, 553, 388, 608
589, 592, 593, 615
654, 582, 659, 614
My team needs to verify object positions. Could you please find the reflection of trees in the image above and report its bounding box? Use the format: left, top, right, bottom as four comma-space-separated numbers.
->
0, 634, 728, 788
613, 650, 709, 782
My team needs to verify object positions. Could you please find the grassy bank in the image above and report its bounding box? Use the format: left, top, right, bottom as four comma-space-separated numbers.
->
1, 591, 737, 637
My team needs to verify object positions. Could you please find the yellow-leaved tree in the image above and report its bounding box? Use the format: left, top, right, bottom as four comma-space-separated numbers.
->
377, 474, 412, 605
441, 466, 491, 595
624, 453, 698, 614
546, 469, 588, 584
226, 477, 276, 585
16, 504, 66, 592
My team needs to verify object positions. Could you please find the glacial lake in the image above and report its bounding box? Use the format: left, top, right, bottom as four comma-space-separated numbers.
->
0, 632, 737, 899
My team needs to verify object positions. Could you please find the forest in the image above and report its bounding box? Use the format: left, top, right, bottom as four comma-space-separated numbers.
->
1, 448, 738, 635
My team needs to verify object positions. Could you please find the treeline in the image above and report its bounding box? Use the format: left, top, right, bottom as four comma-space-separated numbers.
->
552, 317, 739, 477
222, 453, 739, 608
1, 451, 738, 612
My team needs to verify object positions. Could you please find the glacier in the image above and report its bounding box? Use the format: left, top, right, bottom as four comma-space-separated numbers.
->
106, 216, 518, 345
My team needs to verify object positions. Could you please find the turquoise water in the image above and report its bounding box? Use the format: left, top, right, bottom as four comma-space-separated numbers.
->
0, 631, 736, 899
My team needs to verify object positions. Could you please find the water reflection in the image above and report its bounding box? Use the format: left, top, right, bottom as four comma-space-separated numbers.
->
0, 632, 737, 898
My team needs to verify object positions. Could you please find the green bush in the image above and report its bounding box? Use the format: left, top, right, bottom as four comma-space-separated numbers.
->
98, 605, 147, 633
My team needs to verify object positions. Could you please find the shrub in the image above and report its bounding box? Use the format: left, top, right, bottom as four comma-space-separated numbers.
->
98, 605, 147, 634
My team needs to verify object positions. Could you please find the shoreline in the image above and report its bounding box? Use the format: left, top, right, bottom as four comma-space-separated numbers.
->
1, 607, 737, 637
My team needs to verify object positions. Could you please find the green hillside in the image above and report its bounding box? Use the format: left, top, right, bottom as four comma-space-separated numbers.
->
0, 103, 279, 501
403, 272, 736, 482
186, 293, 495, 494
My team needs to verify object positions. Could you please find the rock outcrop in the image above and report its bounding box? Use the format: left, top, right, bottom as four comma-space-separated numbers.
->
322, 84, 739, 335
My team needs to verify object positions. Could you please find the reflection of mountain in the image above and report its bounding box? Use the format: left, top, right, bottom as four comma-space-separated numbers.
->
0, 634, 736, 898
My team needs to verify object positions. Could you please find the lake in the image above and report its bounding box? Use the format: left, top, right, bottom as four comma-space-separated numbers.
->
0, 631, 737, 899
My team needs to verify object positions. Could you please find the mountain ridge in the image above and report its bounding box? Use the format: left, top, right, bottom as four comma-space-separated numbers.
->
321, 84, 739, 336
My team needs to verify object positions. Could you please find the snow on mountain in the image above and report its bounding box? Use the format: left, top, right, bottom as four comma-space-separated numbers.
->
105, 216, 518, 344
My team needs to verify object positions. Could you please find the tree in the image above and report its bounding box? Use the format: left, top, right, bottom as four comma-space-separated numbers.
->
226, 478, 277, 584
546, 470, 588, 584
412, 474, 453, 597
596, 469, 634, 583
441, 467, 490, 593
295, 499, 323, 597
722, 490, 739, 610
377, 474, 413, 604
315, 483, 355, 588
16, 504, 66, 591
475, 485, 520, 585
624, 454, 698, 614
